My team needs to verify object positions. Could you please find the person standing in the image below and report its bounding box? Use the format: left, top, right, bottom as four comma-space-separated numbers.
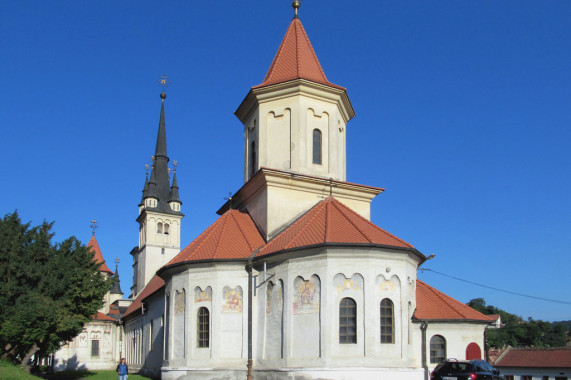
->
116, 357, 128, 380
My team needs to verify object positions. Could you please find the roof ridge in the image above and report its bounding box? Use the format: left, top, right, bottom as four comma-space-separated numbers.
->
230, 209, 260, 252
284, 199, 327, 249
423, 280, 467, 319
330, 198, 374, 243
297, 18, 327, 82
212, 211, 230, 259
174, 212, 226, 263
333, 197, 414, 248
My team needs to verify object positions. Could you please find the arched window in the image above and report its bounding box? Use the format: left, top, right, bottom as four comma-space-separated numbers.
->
380, 298, 394, 343
339, 297, 356, 344
250, 141, 256, 178
164, 223, 169, 235
197, 307, 210, 348
312, 129, 322, 165
430, 335, 446, 363
157, 222, 163, 234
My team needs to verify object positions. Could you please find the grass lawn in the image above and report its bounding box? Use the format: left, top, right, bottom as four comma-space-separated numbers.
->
52, 370, 152, 379
0, 360, 152, 380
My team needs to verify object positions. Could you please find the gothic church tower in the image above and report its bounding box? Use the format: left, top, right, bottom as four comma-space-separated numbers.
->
131, 91, 183, 298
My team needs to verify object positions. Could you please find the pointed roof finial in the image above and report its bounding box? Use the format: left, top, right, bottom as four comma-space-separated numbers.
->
90, 219, 98, 236
292, 0, 301, 18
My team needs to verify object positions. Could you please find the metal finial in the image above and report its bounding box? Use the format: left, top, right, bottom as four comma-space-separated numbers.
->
90, 219, 98, 236
224, 192, 233, 209
158, 75, 170, 101
292, 0, 301, 18
168, 168, 172, 175
151, 155, 155, 162
173, 160, 178, 173
114, 257, 120, 274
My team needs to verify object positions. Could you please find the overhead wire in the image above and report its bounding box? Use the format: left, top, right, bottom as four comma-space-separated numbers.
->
419, 268, 571, 305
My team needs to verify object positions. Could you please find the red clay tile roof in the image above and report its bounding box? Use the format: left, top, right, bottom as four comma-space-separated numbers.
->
123, 275, 165, 319
88, 236, 114, 274
166, 209, 265, 265
414, 280, 494, 321
257, 197, 414, 258
91, 312, 117, 322
254, 18, 344, 90
495, 347, 571, 368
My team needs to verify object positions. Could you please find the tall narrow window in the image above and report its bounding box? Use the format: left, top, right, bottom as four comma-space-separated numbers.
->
157, 222, 163, 234
339, 297, 356, 344
430, 335, 446, 363
164, 223, 169, 235
380, 298, 394, 343
250, 141, 257, 178
91, 339, 100, 357
312, 129, 322, 164
197, 307, 210, 348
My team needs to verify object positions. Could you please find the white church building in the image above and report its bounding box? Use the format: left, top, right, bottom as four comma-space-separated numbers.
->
120, 4, 493, 380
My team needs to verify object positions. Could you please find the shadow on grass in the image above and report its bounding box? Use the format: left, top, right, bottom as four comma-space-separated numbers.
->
51, 370, 98, 379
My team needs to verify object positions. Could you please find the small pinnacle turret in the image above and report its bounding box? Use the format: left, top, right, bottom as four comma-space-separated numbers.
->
169, 170, 181, 204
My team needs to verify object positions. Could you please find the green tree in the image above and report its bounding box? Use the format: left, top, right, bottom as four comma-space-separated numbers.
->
0, 211, 111, 371
468, 298, 567, 349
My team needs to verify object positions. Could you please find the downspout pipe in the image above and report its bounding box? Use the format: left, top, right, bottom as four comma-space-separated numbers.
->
246, 247, 261, 380
421, 321, 429, 380
247, 259, 253, 380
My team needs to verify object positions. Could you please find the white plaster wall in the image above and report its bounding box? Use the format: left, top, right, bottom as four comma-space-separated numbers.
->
242, 85, 349, 184
54, 321, 118, 371
123, 292, 164, 378
424, 322, 487, 372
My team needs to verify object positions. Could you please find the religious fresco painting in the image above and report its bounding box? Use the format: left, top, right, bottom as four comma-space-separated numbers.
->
293, 275, 320, 314
222, 286, 243, 313
77, 330, 88, 347
194, 286, 212, 303
333, 273, 364, 294
376, 274, 400, 292
175, 290, 186, 314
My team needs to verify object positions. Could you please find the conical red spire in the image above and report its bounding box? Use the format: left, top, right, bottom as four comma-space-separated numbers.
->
88, 235, 114, 274
255, 18, 344, 90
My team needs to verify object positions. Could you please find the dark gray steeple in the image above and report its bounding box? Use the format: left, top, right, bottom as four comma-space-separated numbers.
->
110, 263, 123, 295
140, 91, 182, 216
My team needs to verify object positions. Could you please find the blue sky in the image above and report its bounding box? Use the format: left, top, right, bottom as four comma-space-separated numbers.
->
1, 1, 570, 321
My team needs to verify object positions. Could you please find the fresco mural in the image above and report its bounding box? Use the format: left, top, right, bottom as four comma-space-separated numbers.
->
222, 286, 243, 313
194, 286, 212, 303
377, 274, 400, 292
293, 275, 320, 314
333, 273, 364, 294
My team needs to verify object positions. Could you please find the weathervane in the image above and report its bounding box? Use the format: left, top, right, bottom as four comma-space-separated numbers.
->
173, 160, 178, 173
114, 257, 120, 274
292, 0, 301, 18
224, 192, 233, 209
158, 75, 170, 101
90, 219, 98, 236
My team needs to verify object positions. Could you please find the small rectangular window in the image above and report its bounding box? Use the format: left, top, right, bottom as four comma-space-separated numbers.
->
91, 340, 99, 357
521, 376, 532, 380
